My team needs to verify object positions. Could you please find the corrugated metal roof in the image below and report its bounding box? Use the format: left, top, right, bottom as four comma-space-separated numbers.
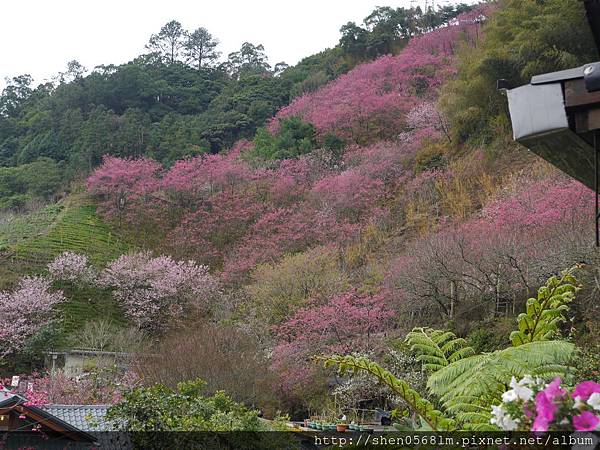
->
41, 405, 115, 431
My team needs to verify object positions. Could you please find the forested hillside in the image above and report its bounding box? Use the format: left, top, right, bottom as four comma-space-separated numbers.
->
1, 0, 599, 434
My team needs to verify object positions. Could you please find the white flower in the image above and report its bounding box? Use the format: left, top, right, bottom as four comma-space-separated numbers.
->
574, 396, 587, 410
519, 375, 537, 387
587, 393, 600, 412
491, 405, 520, 431
502, 416, 519, 431
502, 389, 518, 402
501, 376, 534, 404
491, 405, 506, 425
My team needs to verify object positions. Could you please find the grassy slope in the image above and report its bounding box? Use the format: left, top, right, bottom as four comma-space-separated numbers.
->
0, 193, 131, 336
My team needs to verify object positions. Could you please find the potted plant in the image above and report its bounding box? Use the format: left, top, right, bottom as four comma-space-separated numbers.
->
336, 423, 348, 432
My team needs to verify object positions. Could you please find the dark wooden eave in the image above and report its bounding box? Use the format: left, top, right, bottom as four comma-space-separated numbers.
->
0, 396, 96, 442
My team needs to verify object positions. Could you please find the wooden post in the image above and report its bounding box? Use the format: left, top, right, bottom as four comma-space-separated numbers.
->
450, 280, 456, 319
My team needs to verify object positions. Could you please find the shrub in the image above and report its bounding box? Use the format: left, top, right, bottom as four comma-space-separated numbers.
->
250, 117, 317, 160
246, 246, 349, 324
135, 322, 279, 414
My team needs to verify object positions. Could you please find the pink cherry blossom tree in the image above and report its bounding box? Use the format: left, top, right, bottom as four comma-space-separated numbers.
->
87, 156, 163, 222
48, 252, 97, 284
0, 277, 65, 356
271, 291, 394, 392
100, 251, 220, 333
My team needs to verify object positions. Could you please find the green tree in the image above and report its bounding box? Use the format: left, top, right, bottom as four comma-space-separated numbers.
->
107, 379, 292, 449
339, 22, 368, 59
226, 42, 271, 78
184, 27, 221, 70
146, 20, 187, 64
250, 116, 316, 160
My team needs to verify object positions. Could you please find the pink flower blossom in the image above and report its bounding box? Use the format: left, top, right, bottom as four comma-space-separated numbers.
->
533, 391, 557, 432
48, 252, 96, 284
572, 411, 600, 431
100, 251, 220, 332
544, 377, 567, 401
573, 381, 600, 402
0, 277, 65, 356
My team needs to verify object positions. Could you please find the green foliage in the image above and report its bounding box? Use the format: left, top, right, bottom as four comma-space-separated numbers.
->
427, 340, 576, 429
406, 327, 475, 372
108, 378, 261, 431
107, 378, 294, 449
247, 246, 349, 324
250, 117, 317, 161
11, 194, 129, 268
282, 48, 350, 98
511, 265, 580, 346
0, 203, 63, 252
441, 0, 596, 144
0, 157, 63, 208
318, 355, 456, 431
466, 319, 512, 353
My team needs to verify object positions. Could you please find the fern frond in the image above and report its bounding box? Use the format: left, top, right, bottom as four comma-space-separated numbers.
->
316, 354, 456, 431
511, 265, 581, 347
406, 327, 475, 373
427, 340, 575, 427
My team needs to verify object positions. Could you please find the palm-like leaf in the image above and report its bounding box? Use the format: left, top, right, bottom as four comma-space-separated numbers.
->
316, 354, 456, 431
511, 265, 580, 346
406, 327, 475, 372
427, 340, 576, 428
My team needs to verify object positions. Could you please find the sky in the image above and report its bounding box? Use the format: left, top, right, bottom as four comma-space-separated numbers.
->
1, 0, 470, 90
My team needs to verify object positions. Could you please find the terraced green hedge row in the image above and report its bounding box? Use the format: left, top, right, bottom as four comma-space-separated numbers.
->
11, 201, 129, 268
0, 203, 63, 252
0, 194, 133, 338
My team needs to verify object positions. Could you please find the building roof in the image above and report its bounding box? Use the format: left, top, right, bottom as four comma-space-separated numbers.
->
530, 65, 585, 85
41, 405, 116, 432
0, 391, 96, 443
0, 387, 19, 407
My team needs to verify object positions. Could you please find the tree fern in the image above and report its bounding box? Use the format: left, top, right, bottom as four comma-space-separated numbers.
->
317, 355, 456, 431
316, 268, 581, 430
427, 340, 576, 428
510, 265, 580, 346
406, 327, 475, 372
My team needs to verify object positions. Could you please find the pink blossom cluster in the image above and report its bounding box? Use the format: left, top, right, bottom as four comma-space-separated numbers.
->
492, 376, 600, 432
23, 388, 49, 407
271, 8, 486, 142
84, 10, 474, 285
271, 291, 394, 392
87, 155, 162, 219
48, 251, 96, 284
386, 176, 594, 318
3, 370, 139, 405
100, 251, 220, 332
88, 128, 428, 282
0, 277, 65, 356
